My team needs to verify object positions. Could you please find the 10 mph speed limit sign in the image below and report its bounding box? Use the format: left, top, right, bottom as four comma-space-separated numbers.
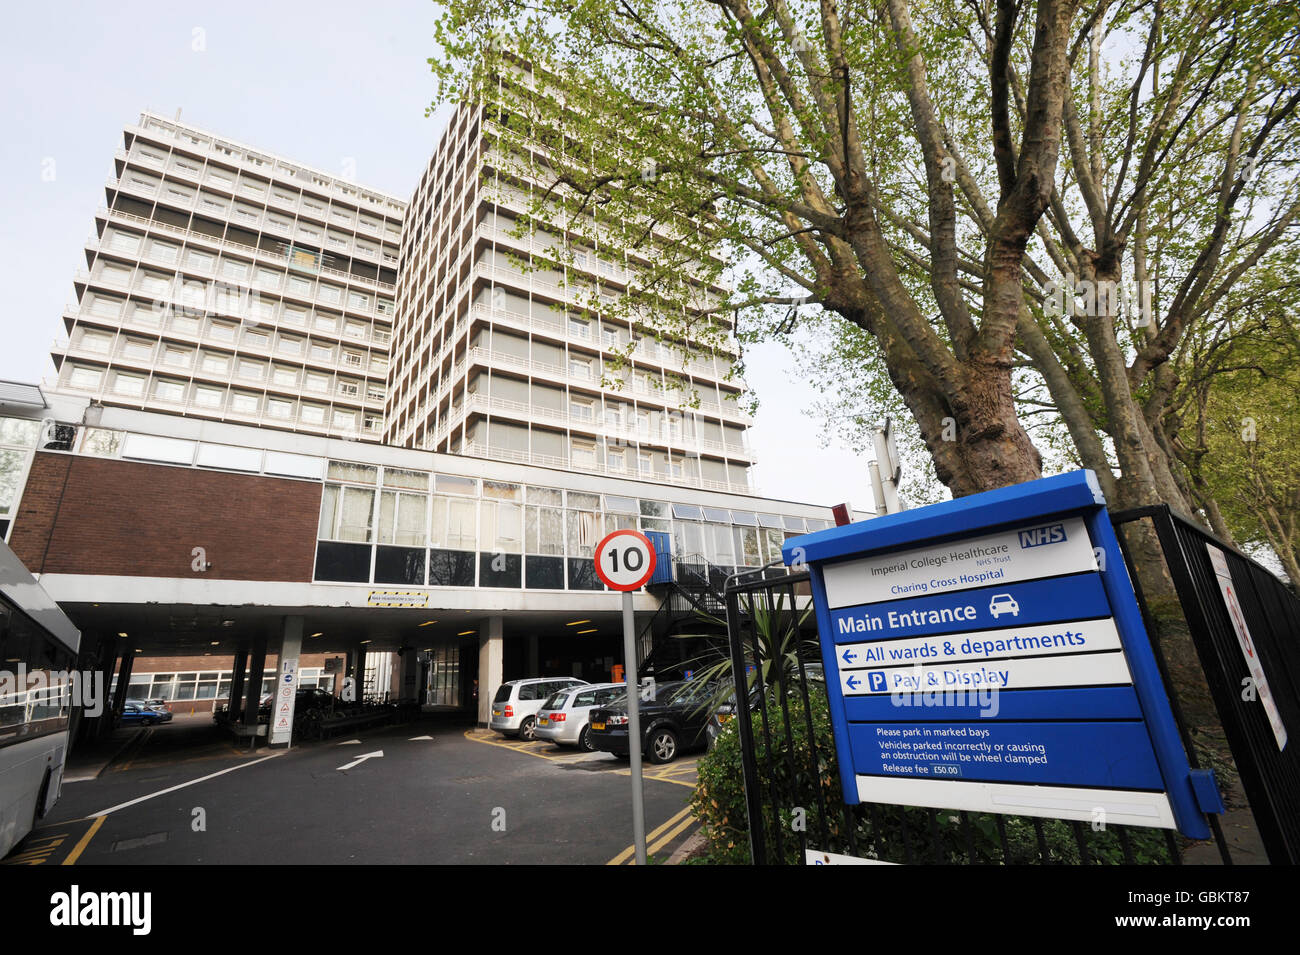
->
594, 529, 657, 591
596, 527, 657, 866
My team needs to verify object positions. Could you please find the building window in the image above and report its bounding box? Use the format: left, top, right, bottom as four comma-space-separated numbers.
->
230, 393, 259, 414
267, 398, 293, 418
79, 332, 113, 353
194, 387, 223, 408
112, 374, 145, 397
154, 380, 185, 402
121, 339, 153, 360
571, 440, 596, 468
68, 366, 103, 391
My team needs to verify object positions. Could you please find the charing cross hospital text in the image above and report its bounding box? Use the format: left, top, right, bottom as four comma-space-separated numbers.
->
869, 544, 1011, 596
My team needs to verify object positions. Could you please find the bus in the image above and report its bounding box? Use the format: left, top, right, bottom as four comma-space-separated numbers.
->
0, 538, 81, 858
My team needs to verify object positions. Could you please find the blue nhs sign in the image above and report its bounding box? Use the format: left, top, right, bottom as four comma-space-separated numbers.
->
784, 470, 1222, 840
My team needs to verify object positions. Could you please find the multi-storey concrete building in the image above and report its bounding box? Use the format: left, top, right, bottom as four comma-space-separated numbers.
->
50, 112, 405, 442
4, 105, 861, 732
386, 101, 755, 496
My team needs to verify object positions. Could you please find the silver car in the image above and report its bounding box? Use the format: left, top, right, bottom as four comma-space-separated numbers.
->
535, 682, 626, 751
489, 676, 588, 740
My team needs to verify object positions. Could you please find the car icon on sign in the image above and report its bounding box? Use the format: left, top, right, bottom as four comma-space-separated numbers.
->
989, 594, 1020, 619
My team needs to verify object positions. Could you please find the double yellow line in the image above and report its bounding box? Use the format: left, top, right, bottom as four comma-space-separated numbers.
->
605, 804, 697, 865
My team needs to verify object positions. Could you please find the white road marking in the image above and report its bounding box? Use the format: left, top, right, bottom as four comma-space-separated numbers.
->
337, 739, 362, 745
408, 735, 433, 741
337, 750, 384, 771
90, 752, 284, 817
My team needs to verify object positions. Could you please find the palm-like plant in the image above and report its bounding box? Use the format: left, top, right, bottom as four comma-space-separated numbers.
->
673, 588, 819, 717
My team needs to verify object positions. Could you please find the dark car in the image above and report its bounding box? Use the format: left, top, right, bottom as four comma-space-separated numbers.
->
588, 680, 717, 764
118, 702, 173, 727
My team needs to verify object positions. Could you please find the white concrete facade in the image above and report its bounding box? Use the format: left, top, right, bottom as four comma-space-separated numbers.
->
49, 112, 405, 442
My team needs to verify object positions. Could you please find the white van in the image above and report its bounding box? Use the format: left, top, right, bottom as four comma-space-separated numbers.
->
489, 677, 588, 740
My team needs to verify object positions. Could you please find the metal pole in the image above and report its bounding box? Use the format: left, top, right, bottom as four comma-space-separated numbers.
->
622, 590, 647, 865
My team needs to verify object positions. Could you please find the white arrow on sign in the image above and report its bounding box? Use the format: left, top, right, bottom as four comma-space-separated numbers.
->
337, 750, 383, 771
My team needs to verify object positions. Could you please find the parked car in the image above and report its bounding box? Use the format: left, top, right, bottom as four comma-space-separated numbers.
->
705, 663, 826, 751
118, 701, 173, 727
535, 683, 626, 750
490, 677, 589, 740
588, 680, 717, 764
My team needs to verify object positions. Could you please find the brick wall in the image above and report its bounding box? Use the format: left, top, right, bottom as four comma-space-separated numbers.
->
10, 452, 322, 581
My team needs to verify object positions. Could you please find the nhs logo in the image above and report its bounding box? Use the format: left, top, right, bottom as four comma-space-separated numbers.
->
1018, 523, 1068, 548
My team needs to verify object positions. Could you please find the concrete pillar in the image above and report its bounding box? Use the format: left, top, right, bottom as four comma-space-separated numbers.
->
86, 633, 118, 741
111, 650, 135, 721
528, 634, 539, 675
398, 649, 419, 703
353, 642, 368, 703
228, 647, 248, 722
268, 616, 303, 748
243, 635, 267, 732
478, 616, 503, 727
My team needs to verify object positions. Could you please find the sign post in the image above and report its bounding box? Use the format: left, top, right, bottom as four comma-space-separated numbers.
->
595, 528, 657, 866
785, 470, 1220, 840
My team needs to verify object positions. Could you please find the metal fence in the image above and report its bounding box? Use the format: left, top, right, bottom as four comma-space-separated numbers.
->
1112, 505, 1300, 864
720, 521, 1250, 864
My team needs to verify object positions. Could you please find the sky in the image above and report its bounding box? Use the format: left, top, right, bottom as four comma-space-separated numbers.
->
0, 1, 877, 510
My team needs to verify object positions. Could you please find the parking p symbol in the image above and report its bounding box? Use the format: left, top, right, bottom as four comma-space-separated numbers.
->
868, 671, 887, 692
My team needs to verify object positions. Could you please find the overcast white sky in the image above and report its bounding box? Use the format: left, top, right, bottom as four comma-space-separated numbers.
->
0, 1, 877, 510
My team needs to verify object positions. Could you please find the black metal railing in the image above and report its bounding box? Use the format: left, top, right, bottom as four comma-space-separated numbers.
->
1112, 505, 1300, 865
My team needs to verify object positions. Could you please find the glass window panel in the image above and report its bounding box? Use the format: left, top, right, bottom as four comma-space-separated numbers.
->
604, 495, 638, 514
566, 510, 601, 558
447, 497, 477, 550
339, 486, 375, 542
568, 491, 600, 510
482, 481, 520, 501
639, 500, 668, 518
327, 461, 378, 484
396, 494, 428, 546
384, 468, 429, 491
763, 527, 786, 563
436, 474, 477, 496
319, 484, 340, 538
526, 486, 563, 506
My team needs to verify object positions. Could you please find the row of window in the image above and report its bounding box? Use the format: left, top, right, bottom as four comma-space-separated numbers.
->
316, 464, 821, 570
135, 120, 405, 219
62, 365, 381, 430
118, 667, 333, 703
125, 147, 403, 238
77, 297, 389, 374
96, 237, 395, 316
72, 331, 387, 397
